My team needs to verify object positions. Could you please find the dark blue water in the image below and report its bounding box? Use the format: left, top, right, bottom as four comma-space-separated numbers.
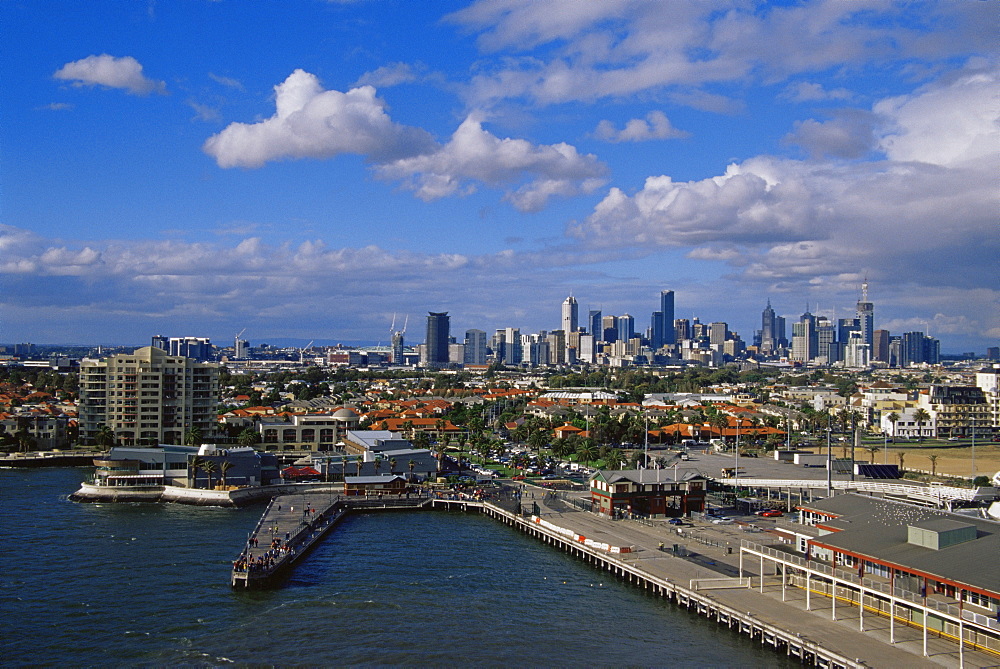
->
1, 468, 792, 667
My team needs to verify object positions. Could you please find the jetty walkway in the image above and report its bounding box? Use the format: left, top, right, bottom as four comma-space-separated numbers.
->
232, 485, 996, 667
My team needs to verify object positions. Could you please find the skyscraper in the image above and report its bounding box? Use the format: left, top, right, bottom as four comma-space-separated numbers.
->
760, 300, 777, 353
561, 296, 579, 333
856, 280, 874, 347
463, 329, 487, 365
617, 314, 635, 342
791, 311, 817, 362
391, 330, 405, 365
425, 312, 450, 366
660, 290, 676, 345
588, 309, 602, 338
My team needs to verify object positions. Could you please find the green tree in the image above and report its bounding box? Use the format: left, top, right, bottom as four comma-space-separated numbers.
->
913, 408, 931, 441
200, 460, 217, 489
927, 454, 938, 477
886, 412, 900, 440
237, 428, 260, 448
218, 460, 234, 488
184, 426, 203, 447
95, 424, 116, 449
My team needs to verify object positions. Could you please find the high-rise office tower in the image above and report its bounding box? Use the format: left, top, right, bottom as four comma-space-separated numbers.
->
674, 318, 691, 343
425, 312, 450, 366
791, 311, 817, 362
856, 280, 874, 347
561, 296, 579, 333
816, 317, 838, 363
504, 327, 523, 364
464, 329, 487, 365
601, 315, 618, 343
547, 330, 566, 364
650, 311, 663, 348
168, 337, 213, 361
760, 300, 777, 353
659, 290, 676, 346
588, 310, 602, 338
709, 322, 729, 345
390, 331, 405, 365
872, 329, 891, 363
617, 314, 635, 342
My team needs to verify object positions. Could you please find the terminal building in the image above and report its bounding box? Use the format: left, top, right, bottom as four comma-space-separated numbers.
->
740, 494, 1000, 658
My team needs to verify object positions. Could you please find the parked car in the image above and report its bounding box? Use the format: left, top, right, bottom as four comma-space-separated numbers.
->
712, 518, 734, 525
668, 518, 685, 526
757, 509, 783, 517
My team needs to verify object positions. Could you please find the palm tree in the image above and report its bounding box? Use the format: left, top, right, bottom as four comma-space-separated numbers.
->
188, 456, 203, 488
356, 456, 364, 476
913, 409, 931, 442
237, 428, 259, 448
200, 460, 217, 489
577, 439, 597, 466
866, 444, 880, 463
390, 457, 397, 475
374, 456, 382, 476
95, 424, 116, 449
184, 426, 203, 447
886, 412, 900, 441
218, 460, 234, 489
897, 451, 906, 472
927, 454, 939, 477
407, 459, 416, 480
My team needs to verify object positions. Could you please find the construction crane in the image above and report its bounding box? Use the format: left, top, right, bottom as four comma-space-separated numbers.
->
299, 340, 314, 364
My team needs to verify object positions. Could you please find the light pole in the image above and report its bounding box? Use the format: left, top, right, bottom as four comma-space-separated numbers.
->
826, 412, 832, 497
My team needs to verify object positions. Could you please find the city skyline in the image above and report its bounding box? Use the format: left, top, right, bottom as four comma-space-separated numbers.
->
3, 2, 998, 352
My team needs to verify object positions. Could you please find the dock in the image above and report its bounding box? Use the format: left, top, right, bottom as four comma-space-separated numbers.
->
231, 492, 430, 587
231, 486, 999, 667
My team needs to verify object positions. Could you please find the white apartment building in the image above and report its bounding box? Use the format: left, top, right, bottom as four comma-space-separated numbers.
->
79, 346, 219, 446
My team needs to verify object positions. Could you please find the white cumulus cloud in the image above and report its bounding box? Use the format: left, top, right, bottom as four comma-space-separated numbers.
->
376, 115, 607, 212
203, 69, 435, 168
54, 54, 166, 95
593, 111, 690, 143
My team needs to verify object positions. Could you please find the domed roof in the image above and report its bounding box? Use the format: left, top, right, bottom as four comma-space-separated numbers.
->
333, 407, 357, 418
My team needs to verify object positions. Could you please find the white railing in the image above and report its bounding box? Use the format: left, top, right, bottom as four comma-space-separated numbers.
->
740, 540, 1000, 633
716, 478, 994, 502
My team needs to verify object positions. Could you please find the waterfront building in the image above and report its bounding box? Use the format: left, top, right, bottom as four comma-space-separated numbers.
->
561, 296, 579, 333
79, 346, 219, 446
93, 443, 279, 488
786, 494, 1000, 655
258, 409, 361, 452
919, 385, 991, 440
589, 469, 707, 517
424, 312, 450, 367
975, 365, 1000, 440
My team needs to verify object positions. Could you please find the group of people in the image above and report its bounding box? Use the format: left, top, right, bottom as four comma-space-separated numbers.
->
233, 536, 296, 573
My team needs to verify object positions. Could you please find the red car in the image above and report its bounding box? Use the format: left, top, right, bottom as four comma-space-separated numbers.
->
758, 509, 783, 517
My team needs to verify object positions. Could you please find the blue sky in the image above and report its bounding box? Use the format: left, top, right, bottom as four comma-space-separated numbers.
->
2, 0, 998, 353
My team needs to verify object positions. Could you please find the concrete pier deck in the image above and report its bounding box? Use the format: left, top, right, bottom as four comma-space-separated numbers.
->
230, 485, 998, 667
